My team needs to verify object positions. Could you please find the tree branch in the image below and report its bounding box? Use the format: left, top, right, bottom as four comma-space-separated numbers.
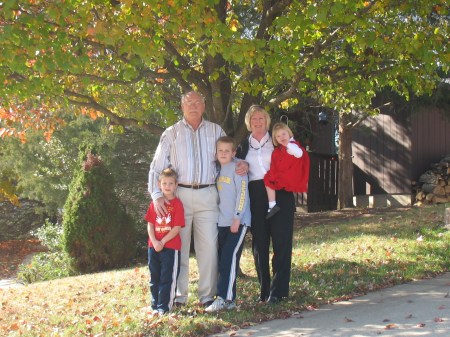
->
63, 90, 164, 135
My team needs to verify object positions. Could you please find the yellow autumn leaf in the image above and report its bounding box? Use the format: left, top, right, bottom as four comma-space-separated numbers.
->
280, 100, 290, 109
230, 19, 238, 32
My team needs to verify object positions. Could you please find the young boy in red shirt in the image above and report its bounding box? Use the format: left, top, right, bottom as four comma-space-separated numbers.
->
144, 168, 185, 315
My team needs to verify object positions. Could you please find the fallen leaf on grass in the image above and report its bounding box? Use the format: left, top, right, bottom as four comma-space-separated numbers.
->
9, 322, 20, 331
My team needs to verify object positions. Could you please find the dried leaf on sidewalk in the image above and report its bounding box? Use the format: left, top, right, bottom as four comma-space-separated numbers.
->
385, 323, 397, 329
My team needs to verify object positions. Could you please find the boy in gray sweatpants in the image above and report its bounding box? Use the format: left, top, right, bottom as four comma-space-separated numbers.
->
206, 136, 251, 312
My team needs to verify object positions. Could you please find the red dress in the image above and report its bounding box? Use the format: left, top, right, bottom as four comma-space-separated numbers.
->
263, 140, 310, 193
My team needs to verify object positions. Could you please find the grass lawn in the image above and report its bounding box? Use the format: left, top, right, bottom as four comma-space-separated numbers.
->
1, 204, 449, 336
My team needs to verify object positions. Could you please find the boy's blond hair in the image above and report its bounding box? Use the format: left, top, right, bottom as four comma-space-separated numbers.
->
158, 168, 178, 182
216, 136, 236, 151
271, 122, 294, 146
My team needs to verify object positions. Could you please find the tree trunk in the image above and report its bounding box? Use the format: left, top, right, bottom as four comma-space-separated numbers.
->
338, 112, 355, 209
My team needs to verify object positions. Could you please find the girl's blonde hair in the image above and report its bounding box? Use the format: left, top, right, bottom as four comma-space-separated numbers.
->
271, 122, 293, 146
244, 105, 271, 131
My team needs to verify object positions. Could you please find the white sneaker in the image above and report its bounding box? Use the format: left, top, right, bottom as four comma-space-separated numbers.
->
205, 297, 236, 312
224, 301, 236, 310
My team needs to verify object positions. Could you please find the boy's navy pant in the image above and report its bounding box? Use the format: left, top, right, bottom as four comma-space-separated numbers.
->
148, 247, 180, 312
217, 225, 247, 301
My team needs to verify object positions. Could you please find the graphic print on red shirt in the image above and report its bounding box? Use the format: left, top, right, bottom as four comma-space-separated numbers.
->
144, 197, 185, 251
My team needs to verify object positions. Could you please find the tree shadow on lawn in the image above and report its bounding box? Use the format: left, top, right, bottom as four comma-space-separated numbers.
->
288, 257, 449, 309
294, 206, 434, 229
294, 205, 446, 244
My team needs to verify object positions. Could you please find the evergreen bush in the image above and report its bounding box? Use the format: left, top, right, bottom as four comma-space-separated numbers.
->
63, 148, 136, 273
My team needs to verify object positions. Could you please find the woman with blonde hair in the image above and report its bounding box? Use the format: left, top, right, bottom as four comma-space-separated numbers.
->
236, 105, 308, 304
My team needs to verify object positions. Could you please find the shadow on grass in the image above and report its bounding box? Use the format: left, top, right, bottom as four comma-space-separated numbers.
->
296, 205, 447, 245
139, 205, 449, 337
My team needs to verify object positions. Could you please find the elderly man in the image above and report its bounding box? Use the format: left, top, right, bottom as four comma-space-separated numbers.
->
149, 91, 246, 307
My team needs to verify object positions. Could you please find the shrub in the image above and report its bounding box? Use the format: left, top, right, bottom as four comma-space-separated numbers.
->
63, 149, 136, 273
17, 220, 74, 283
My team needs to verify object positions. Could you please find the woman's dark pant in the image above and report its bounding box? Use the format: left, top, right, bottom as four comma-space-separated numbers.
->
248, 179, 295, 300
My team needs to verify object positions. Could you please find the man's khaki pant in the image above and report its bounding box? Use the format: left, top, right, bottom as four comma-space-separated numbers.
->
175, 185, 219, 305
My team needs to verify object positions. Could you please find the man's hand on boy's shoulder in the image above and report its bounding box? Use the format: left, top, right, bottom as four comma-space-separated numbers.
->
154, 197, 168, 217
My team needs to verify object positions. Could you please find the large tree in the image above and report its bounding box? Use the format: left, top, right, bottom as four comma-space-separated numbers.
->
1, 0, 448, 208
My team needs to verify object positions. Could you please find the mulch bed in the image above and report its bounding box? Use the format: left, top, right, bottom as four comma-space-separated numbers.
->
0, 239, 47, 279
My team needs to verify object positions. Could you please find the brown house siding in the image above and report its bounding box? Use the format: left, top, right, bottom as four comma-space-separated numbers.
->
301, 105, 449, 210
353, 113, 411, 195
411, 107, 450, 181
352, 107, 450, 198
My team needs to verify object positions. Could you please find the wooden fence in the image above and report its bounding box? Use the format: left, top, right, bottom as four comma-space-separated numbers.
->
306, 152, 339, 212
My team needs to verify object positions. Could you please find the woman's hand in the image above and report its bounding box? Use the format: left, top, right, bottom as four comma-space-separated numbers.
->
235, 160, 249, 176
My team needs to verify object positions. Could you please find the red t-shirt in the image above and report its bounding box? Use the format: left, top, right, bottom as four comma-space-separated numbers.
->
144, 197, 185, 251
264, 140, 310, 193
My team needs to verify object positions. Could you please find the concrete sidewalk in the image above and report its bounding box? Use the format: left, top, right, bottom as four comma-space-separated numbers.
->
209, 272, 450, 337
0, 279, 23, 289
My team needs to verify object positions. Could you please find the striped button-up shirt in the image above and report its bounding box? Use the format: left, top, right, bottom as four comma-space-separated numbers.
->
148, 118, 225, 200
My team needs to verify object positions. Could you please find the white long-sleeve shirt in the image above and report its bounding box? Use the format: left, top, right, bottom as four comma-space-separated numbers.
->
245, 132, 274, 182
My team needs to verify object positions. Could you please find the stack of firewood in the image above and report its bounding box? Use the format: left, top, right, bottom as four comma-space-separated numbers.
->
413, 154, 450, 205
